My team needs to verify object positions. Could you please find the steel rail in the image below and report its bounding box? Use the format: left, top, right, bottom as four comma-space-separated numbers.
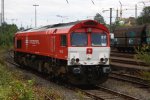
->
110, 72, 150, 87
71, 86, 139, 100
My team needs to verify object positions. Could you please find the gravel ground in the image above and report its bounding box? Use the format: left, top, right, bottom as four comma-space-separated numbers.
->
101, 79, 150, 100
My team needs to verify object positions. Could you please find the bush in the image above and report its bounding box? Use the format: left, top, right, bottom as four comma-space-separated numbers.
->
8, 80, 35, 100
0, 63, 36, 100
0, 23, 18, 47
135, 45, 150, 82
135, 45, 150, 65
0, 63, 12, 99
0, 58, 63, 100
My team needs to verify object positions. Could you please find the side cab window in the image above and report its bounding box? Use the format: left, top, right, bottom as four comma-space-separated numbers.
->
17, 39, 22, 49
60, 35, 67, 46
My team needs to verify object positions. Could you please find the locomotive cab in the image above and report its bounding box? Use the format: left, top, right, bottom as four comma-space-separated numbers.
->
67, 21, 111, 84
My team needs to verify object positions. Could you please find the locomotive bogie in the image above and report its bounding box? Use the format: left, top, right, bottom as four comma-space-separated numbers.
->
68, 65, 110, 85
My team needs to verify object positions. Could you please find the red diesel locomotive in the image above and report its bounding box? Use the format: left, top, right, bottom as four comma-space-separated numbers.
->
14, 20, 111, 85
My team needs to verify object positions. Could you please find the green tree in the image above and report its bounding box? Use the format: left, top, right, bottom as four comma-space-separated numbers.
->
0, 23, 18, 47
135, 46, 150, 82
136, 6, 150, 25
94, 13, 106, 24
111, 21, 120, 32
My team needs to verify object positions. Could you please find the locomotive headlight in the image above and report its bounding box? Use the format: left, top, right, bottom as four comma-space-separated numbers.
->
76, 58, 80, 63
71, 58, 76, 64
100, 58, 108, 64
105, 58, 108, 62
70, 53, 80, 65
100, 58, 104, 62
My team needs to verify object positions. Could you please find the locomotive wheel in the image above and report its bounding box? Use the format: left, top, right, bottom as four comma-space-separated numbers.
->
43, 61, 52, 74
122, 48, 125, 52
48, 72, 55, 80
17, 56, 22, 64
126, 48, 130, 53
18, 56, 25, 68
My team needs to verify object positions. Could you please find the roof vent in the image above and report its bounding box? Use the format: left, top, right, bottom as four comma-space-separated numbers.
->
84, 21, 98, 26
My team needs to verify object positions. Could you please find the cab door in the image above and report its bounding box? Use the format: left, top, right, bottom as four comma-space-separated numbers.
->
50, 34, 56, 57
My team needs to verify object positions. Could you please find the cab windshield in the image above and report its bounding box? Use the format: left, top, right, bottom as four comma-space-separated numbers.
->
71, 32, 87, 46
91, 33, 107, 46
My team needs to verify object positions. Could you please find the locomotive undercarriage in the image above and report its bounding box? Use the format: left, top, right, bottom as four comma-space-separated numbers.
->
14, 51, 110, 85
68, 65, 110, 85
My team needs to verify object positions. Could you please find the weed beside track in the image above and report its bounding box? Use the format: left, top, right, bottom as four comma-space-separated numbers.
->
0, 49, 64, 100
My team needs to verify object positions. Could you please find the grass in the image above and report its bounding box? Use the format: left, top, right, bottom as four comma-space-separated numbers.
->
134, 46, 150, 83
0, 48, 64, 100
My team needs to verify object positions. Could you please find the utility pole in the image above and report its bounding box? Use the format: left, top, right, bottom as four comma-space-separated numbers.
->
135, 4, 137, 19
102, 8, 113, 32
1, 0, 4, 24
33, 4, 39, 27
110, 8, 112, 33
66, 0, 69, 4
116, 9, 119, 21
119, 1, 122, 20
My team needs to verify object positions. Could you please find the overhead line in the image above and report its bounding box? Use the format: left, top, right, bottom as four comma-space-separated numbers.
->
91, 0, 95, 5
66, 0, 69, 4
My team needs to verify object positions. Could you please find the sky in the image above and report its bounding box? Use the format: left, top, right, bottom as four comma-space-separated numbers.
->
0, 0, 150, 28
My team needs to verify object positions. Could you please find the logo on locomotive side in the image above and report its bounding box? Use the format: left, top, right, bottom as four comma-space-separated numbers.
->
25, 37, 40, 47
29, 40, 40, 45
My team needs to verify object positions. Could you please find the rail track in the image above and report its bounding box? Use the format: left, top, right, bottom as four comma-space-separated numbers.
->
72, 85, 139, 100
111, 51, 135, 59
110, 51, 150, 89
110, 50, 150, 73
110, 72, 150, 88
5, 50, 142, 100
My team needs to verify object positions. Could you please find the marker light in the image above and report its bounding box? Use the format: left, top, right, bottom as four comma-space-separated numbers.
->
76, 58, 80, 63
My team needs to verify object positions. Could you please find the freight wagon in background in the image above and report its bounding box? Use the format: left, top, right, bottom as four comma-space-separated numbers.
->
113, 24, 150, 52
14, 20, 111, 85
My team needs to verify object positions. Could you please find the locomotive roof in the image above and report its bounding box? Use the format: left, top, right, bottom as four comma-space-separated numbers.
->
16, 20, 109, 34
21, 21, 81, 32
